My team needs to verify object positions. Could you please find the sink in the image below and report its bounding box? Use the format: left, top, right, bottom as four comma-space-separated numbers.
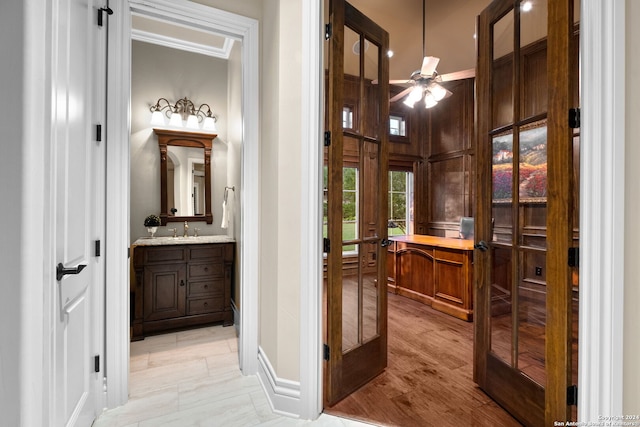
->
134, 235, 235, 246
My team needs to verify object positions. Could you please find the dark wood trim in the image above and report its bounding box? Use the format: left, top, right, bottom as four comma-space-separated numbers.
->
545, 0, 575, 423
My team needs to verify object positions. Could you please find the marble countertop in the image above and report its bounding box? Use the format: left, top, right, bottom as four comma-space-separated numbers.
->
133, 235, 235, 246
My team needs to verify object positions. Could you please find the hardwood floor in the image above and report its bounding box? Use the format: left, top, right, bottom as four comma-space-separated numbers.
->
325, 292, 523, 427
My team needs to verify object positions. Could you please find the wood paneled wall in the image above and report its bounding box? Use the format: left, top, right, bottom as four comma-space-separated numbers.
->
333, 29, 578, 243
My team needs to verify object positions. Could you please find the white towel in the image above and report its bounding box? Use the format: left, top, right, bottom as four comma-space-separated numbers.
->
221, 200, 229, 229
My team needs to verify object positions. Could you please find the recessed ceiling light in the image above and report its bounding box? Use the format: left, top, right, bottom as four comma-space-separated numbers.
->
522, 1, 533, 12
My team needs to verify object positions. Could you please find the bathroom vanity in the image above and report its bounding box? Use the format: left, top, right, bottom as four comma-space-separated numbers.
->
131, 236, 235, 340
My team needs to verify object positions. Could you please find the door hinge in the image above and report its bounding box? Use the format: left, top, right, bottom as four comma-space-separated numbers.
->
96, 124, 102, 142
97, 6, 113, 27
323, 238, 331, 253
324, 131, 331, 147
569, 108, 581, 128
568, 247, 579, 267
94, 355, 100, 373
323, 344, 330, 361
325, 23, 332, 40
94, 240, 101, 257
567, 384, 578, 406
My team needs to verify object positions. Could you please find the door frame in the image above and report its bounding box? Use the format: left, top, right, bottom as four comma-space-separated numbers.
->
104, 0, 260, 408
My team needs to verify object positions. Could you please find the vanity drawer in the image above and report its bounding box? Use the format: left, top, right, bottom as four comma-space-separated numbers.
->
189, 245, 224, 261
143, 247, 186, 263
188, 279, 224, 298
188, 262, 224, 279
187, 297, 223, 314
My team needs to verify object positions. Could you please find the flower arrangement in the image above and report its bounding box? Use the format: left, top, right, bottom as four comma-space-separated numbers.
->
143, 214, 161, 227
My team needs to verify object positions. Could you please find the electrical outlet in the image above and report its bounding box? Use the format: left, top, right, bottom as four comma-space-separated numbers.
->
535, 266, 542, 276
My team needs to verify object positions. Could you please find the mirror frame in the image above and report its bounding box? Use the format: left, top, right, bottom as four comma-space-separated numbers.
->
153, 128, 216, 225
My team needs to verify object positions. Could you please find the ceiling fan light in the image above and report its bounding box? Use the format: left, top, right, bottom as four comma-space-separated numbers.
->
424, 92, 438, 109
403, 86, 424, 108
429, 83, 448, 101
403, 97, 417, 108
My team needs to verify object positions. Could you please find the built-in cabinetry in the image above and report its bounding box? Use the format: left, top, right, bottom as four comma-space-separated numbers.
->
132, 237, 234, 340
387, 235, 474, 321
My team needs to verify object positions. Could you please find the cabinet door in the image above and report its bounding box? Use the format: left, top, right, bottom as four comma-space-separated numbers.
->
144, 263, 186, 321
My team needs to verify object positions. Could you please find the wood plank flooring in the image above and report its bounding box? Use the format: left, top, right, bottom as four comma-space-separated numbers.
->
325, 292, 523, 427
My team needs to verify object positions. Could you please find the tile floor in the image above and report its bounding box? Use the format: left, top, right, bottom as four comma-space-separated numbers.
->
93, 325, 375, 427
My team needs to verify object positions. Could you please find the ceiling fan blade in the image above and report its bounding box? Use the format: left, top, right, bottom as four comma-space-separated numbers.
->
390, 87, 414, 103
439, 68, 475, 82
420, 56, 440, 77
389, 79, 413, 85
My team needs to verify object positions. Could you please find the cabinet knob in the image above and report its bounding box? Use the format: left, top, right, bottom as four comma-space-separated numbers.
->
204, 285, 208, 289
180, 280, 185, 286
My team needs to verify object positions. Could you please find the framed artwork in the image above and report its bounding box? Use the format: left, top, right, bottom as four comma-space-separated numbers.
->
492, 119, 547, 203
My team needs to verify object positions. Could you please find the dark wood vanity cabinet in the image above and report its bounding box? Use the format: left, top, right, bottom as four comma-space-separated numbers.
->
132, 242, 234, 340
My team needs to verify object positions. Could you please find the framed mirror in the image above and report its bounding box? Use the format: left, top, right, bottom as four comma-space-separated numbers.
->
153, 128, 216, 225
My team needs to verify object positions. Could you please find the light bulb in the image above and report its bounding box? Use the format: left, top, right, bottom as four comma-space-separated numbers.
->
403, 86, 423, 108
429, 83, 448, 101
150, 110, 165, 126
202, 116, 217, 132
168, 112, 183, 127
424, 92, 438, 109
186, 114, 199, 129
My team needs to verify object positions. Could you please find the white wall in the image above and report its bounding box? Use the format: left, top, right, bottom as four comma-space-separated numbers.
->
130, 40, 229, 243
624, 0, 640, 413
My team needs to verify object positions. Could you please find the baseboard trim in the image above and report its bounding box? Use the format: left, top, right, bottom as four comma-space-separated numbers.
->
231, 300, 240, 336
257, 346, 301, 418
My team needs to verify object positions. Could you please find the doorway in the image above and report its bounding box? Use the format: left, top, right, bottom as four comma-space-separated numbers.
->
104, 0, 260, 406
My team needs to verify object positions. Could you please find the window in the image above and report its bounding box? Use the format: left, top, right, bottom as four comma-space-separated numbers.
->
389, 114, 406, 136
323, 166, 359, 253
342, 106, 354, 129
388, 170, 414, 236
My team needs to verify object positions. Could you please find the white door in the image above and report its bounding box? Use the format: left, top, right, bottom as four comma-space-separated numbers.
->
52, 0, 105, 425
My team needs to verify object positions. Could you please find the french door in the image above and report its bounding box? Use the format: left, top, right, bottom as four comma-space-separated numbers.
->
324, 0, 390, 406
475, 0, 579, 425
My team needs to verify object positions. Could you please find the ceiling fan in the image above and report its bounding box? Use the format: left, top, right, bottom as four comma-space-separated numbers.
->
386, 0, 475, 108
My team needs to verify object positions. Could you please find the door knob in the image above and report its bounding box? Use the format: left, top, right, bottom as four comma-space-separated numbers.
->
474, 241, 489, 252
380, 238, 392, 247
56, 263, 87, 281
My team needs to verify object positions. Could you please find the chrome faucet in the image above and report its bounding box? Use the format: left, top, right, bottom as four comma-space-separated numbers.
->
183, 221, 189, 237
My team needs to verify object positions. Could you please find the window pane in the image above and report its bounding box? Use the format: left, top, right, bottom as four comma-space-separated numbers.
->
388, 170, 413, 235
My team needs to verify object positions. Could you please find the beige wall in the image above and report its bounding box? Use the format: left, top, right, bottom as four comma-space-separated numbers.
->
130, 41, 230, 243
259, 0, 304, 381
227, 42, 243, 307
624, 0, 640, 414
193, 0, 304, 381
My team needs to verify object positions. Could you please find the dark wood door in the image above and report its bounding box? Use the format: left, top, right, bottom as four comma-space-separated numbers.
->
324, 0, 390, 406
475, 0, 578, 425
144, 263, 187, 321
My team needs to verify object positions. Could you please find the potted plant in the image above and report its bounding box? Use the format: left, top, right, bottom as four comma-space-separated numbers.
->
144, 214, 161, 238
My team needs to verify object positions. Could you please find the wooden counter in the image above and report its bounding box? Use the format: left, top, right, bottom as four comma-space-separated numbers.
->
387, 235, 474, 321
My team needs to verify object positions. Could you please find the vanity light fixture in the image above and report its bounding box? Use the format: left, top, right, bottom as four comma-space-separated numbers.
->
150, 96, 218, 132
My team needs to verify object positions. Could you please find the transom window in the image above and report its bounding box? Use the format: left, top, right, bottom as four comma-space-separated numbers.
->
389, 114, 406, 136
